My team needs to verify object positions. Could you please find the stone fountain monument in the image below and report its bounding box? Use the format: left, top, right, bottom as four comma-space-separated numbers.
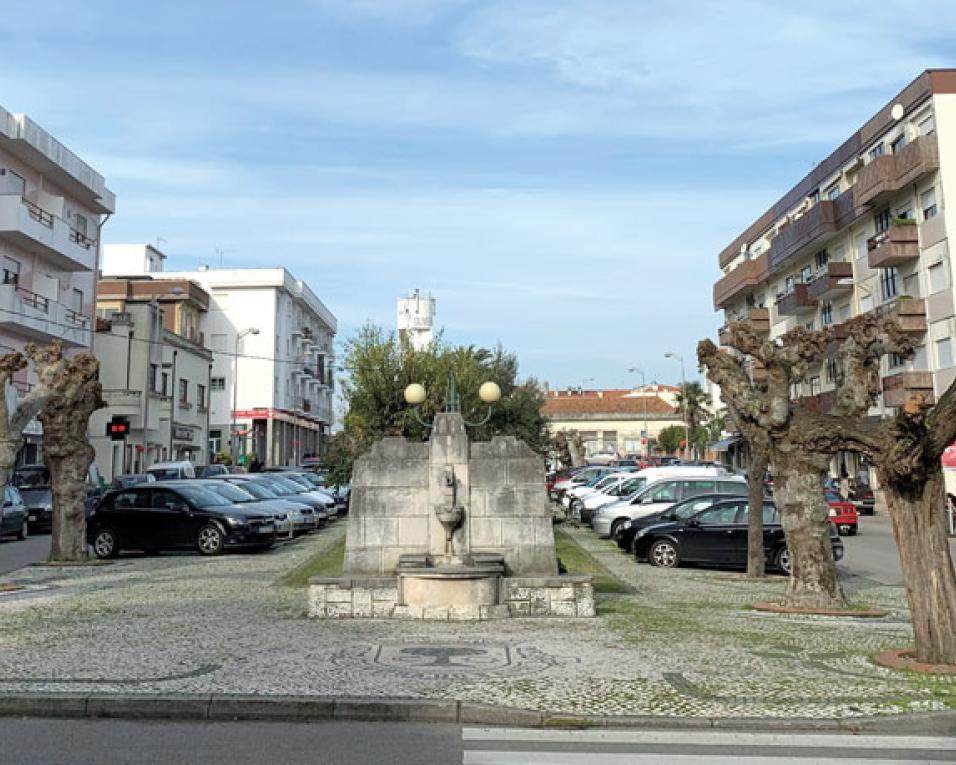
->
308, 380, 594, 621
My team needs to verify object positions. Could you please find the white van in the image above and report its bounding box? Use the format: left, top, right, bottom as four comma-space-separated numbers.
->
146, 461, 196, 481
591, 473, 746, 538
575, 466, 726, 522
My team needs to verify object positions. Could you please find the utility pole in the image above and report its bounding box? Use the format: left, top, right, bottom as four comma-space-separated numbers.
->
665, 352, 689, 460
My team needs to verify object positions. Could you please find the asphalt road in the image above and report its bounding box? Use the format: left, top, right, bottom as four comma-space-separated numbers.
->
0, 532, 49, 575
837, 505, 956, 586
0, 720, 953, 764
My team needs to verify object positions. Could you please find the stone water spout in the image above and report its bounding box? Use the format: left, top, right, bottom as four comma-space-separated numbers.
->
435, 465, 465, 563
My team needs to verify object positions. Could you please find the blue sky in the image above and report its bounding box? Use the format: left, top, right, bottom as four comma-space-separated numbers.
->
2, 0, 954, 388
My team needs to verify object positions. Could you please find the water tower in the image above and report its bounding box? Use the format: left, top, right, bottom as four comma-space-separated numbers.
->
397, 289, 436, 351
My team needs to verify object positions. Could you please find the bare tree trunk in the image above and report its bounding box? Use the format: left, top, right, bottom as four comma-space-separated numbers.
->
882, 470, 956, 664
47, 441, 94, 561
747, 446, 769, 577
773, 447, 847, 609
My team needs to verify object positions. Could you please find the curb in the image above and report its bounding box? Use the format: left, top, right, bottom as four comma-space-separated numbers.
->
0, 693, 954, 734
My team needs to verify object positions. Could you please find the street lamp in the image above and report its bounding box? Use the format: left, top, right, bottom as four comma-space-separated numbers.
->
231, 327, 259, 464
664, 352, 689, 459
403, 375, 502, 428
627, 367, 650, 458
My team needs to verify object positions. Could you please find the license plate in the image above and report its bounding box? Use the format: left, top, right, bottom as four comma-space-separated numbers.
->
28, 515, 36, 521
259, 525, 274, 534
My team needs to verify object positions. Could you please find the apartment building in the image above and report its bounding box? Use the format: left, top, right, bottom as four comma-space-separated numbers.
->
0, 105, 115, 462
90, 274, 213, 479
102, 247, 337, 467
714, 70, 956, 476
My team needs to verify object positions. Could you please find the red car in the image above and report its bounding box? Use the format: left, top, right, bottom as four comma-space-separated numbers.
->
825, 490, 859, 535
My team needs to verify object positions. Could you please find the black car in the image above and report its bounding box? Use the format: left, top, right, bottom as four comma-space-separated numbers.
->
13, 464, 52, 533
87, 483, 278, 558
109, 474, 156, 490
632, 498, 844, 575
613, 493, 742, 552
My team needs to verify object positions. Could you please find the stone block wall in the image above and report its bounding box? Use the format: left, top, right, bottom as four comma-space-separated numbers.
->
308, 577, 399, 619
504, 575, 595, 618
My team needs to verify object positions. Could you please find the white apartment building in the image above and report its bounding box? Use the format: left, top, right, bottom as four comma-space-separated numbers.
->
0, 105, 115, 462
102, 247, 337, 467
713, 69, 956, 475
397, 289, 436, 351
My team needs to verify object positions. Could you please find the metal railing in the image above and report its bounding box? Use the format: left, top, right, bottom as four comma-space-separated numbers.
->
68, 228, 95, 249
20, 197, 54, 228
18, 288, 49, 313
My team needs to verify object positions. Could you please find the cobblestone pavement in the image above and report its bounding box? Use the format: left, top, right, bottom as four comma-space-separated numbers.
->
0, 520, 952, 720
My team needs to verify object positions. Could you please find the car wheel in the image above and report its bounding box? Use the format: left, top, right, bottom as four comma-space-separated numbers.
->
774, 546, 792, 575
16, 518, 28, 541
610, 518, 626, 539
648, 539, 680, 568
92, 527, 120, 559
196, 524, 224, 556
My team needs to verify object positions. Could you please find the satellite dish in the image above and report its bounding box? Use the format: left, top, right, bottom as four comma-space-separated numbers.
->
891, 103, 905, 120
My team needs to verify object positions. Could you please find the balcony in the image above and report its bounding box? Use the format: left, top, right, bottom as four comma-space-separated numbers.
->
0, 194, 96, 271
806, 261, 854, 301
805, 390, 837, 414
0, 284, 91, 347
713, 253, 769, 309
876, 297, 927, 334
775, 284, 814, 316
768, 200, 840, 272
718, 308, 770, 345
855, 135, 939, 209
867, 223, 919, 269
882, 371, 934, 408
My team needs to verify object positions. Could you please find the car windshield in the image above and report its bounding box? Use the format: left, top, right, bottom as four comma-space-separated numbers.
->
260, 478, 298, 496
618, 477, 646, 496
293, 473, 323, 488
206, 483, 255, 503
14, 469, 50, 489
149, 469, 182, 481
270, 476, 309, 493
175, 486, 233, 508
234, 481, 277, 500
282, 474, 312, 489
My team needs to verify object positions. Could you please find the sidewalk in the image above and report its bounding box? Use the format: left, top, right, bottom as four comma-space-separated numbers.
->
0, 521, 952, 724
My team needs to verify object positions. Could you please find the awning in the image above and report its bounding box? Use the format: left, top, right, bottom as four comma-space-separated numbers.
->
709, 435, 743, 452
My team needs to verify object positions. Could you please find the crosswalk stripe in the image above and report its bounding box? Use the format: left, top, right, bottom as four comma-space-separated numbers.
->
461, 727, 956, 750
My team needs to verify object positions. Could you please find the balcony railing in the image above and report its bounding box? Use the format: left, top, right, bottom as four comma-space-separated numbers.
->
0, 194, 97, 271
768, 200, 840, 272
882, 371, 934, 408
867, 223, 919, 269
874, 296, 927, 334
713, 253, 769, 309
804, 390, 837, 414
806, 261, 854, 301
68, 228, 95, 250
718, 307, 770, 346
856, 135, 939, 208
775, 283, 814, 316
21, 198, 54, 228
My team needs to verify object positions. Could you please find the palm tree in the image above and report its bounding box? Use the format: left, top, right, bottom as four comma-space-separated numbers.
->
675, 381, 711, 432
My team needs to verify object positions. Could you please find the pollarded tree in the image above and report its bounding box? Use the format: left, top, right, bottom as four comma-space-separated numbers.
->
0, 352, 57, 485
27, 342, 105, 562
699, 324, 850, 609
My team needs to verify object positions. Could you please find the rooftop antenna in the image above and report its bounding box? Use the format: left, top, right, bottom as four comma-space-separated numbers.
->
155, 236, 167, 250
215, 247, 235, 268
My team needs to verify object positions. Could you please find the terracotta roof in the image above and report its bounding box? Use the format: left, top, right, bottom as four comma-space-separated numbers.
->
542, 394, 677, 417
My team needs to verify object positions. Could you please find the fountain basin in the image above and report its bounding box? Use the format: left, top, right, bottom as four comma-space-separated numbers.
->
401, 567, 500, 611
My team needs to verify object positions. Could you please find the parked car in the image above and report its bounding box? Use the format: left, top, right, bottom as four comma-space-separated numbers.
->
13, 464, 52, 533
613, 493, 737, 552
591, 474, 748, 538
551, 466, 617, 501
825, 490, 859, 535
823, 478, 875, 515
632, 498, 844, 574
0, 485, 28, 540
109, 474, 156, 490
196, 464, 229, 478
194, 479, 294, 540
146, 461, 196, 481
87, 483, 278, 558
212, 475, 316, 535
217, 474, 327, 529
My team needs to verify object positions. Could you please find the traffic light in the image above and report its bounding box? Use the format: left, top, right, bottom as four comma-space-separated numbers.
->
107, 415, 130, 440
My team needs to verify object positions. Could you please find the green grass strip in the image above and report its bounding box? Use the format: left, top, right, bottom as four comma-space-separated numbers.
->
554, 528, 633, 594
279, 537, 346, 587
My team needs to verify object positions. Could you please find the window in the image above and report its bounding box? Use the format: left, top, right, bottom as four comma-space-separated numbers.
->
854, 232, 867, 261
890, 134, 907, 153
821, 301, 833, 326
148, 364, 157, 393
197, 384, 206, 409
814, 250, 829, 270
114, 491, 148, 510
73, 213, 88, 236
888, 353, 907, 370
868, 143, 884, 160
151, 490, 184, 510
1, 256, 20, 286
800, 265, 813, 284
825, 358, 842, 384
838, 303, 851, 322
716, 481, 744, 494
785, 276, 795, 294
642, 481, 678, 504
695, 505, 740, 526
880, 267, 899, 301
210, 377, 226, 392
929, 261, 948, 294
809, 189, 820, 205
682, 480, 716, 498
921, 189, 938, 220
875, 209, 891, 233
178, 379, 188, 404
832, 244, 846, 262
860, 293, 874, 313
937, 337, 954, 369
161, 372, 169, 397
805, 320, 816, 331
918, 114, 936, 136
71, 288, 83, 313
674, 497, 720, 520
209, 429, 222, 454
826, 184, 841, 201
896, 207, 913, 221
809, 376, 821, 395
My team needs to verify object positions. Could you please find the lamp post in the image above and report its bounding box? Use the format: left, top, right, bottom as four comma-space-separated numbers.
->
403, 375, 502, 429
627, 367, 649, 458
231, 327, 259, 465
664, 352, 689, 459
